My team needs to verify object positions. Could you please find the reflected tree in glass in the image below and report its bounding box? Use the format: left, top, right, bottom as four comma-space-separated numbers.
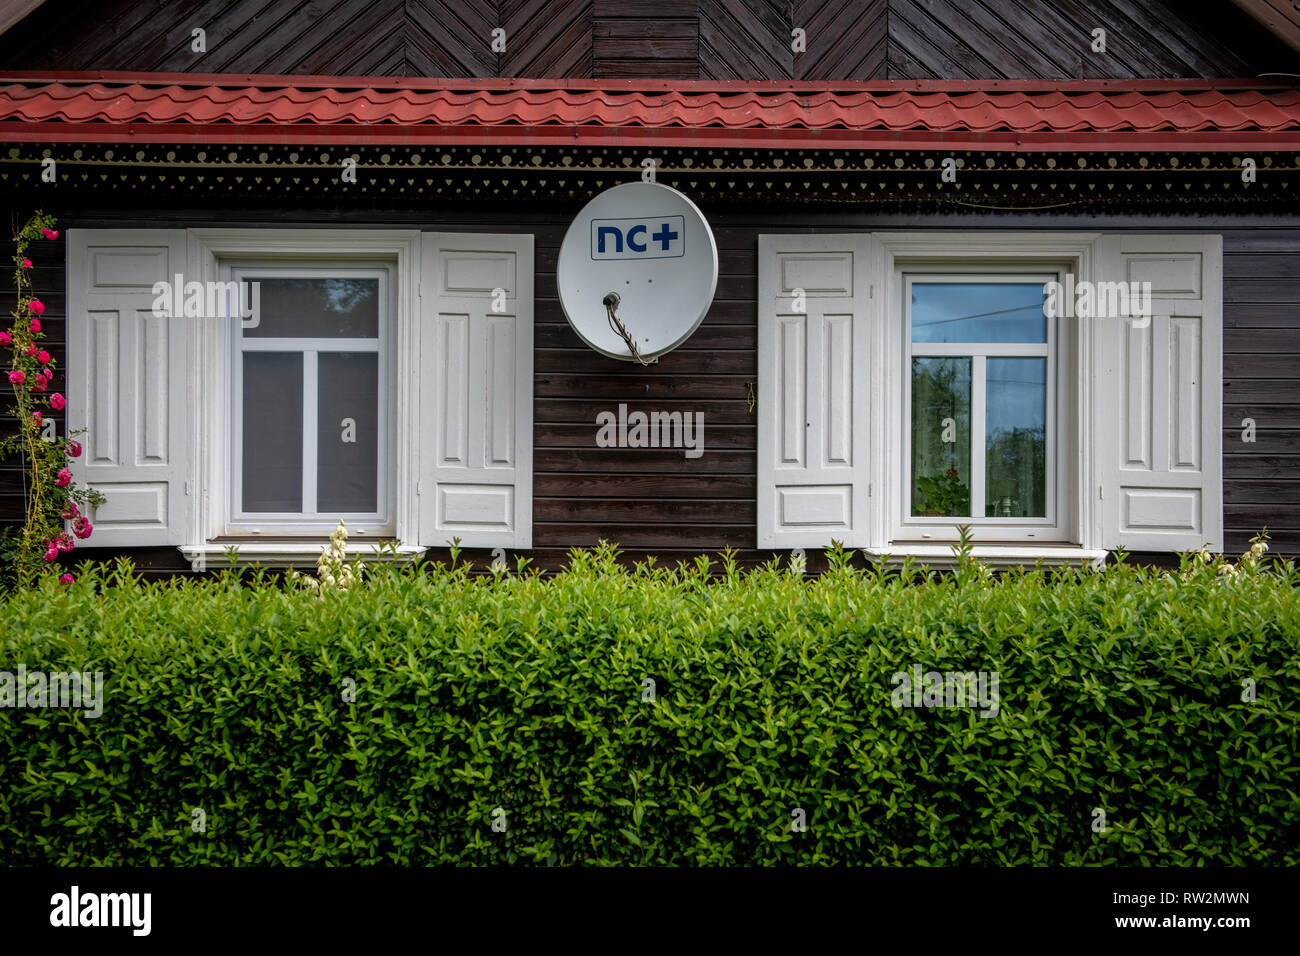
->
911, 357, 971, 516
986, 357, 1046, 518
246, 277, 380, 338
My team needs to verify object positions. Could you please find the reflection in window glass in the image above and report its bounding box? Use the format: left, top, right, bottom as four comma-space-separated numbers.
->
986, 358, 1047, 518
912, 283, 1046, 344
911, 357, 971, 517
245, 277, 380, 338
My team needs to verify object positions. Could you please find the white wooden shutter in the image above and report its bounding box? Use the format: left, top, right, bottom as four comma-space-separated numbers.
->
418, 233, 533, 549
757, 234, 871, 548
66, 229, 192, 546
1095, 235, 1223, 551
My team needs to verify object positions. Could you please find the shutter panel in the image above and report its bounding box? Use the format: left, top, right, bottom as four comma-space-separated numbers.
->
419, 233, 533, 549
66, 229, 192, 547
757, 234, 871, 548
1095, 235, 1223, 551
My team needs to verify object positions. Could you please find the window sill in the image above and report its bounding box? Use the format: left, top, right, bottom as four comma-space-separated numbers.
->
179, 542, 425, 569
867, 544, 1107, 569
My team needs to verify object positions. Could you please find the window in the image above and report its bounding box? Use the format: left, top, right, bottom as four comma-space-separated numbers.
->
67, 228, 534, 564
227, 266, 393, 534
900, 272, 1066, 542
759, 231, 1223, 562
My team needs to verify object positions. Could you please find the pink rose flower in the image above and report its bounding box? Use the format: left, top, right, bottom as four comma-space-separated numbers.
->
8, 369, 24, 384
59, 573, 74, 584
25, 344, 37, 356
73, 516, 93, 539
31, 411, 41, 424
31, 376, 45, 392
42, 546, 58, 562
50, 392, 65, 410
21, 258, 32, 268
66, 440, 82, 458
55, 467, 71, 488
29, 318, 40, 333
28, 299, 44, 315
55, 532, 74, 552
41, 228, 58, 240
38, 350, 50, 364
0, 332, 10, 346
61, 501, 79, 519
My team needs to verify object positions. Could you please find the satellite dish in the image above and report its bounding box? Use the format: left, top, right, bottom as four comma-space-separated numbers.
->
557, 181, 718, 363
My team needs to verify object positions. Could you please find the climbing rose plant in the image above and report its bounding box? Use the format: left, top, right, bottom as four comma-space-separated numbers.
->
0, 213, 103, 588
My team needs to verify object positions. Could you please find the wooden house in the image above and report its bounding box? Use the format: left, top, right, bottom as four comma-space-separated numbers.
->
0, 0, 1297, 574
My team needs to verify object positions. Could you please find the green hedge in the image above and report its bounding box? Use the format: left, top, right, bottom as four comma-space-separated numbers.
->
2, 543, 1297, 865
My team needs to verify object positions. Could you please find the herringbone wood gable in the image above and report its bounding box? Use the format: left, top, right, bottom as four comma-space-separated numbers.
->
0, 1, 1291, 81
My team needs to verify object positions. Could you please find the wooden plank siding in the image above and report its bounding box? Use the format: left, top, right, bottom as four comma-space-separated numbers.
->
3, 205, 1298, 575
594, 1, 698, 78
0, 0, 1291, 79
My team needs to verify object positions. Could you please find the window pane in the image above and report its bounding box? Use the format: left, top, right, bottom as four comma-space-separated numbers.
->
242, 352, 302, 512
317, 352, 379, 514
986, 358, 1047, 518
911, 357, 971, 517
245, 277, 379, 338
912, 283, 1046, 344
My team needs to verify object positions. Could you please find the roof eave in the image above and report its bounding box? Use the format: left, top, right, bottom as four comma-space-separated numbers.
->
2, 122, 1295, 152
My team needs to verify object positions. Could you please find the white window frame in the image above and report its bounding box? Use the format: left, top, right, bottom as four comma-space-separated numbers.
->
872, 233, 1101, 559
898, 268, 1067, 543
226, 263, 394, 534
760, 231, 1219, 566
184, 229, 423, 566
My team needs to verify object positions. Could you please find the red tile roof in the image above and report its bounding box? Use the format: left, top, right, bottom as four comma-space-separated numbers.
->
1, 73, 1297, 151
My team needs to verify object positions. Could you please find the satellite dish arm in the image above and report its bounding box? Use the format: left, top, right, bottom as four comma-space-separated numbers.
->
602, 292, 658, 366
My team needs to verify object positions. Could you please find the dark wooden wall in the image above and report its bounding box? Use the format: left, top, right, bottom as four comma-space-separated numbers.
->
4, 203, 1298, 572
1, 4, 1294, 575
0, 0, 1291, 79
